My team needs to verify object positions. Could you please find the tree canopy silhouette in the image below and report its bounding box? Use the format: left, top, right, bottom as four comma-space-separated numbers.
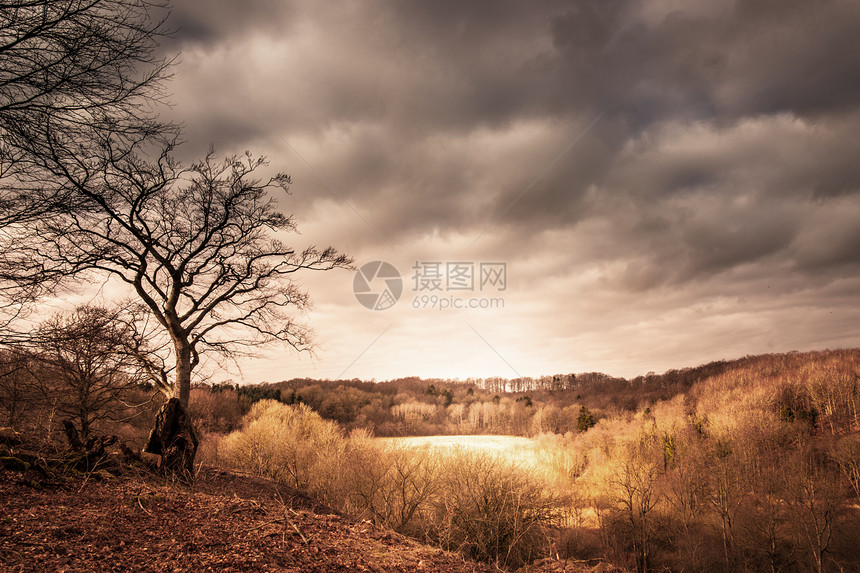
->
0, 0, 351, 474
0, 0, 176, 308
0, 0, 173, 174
12, 143, 351, 405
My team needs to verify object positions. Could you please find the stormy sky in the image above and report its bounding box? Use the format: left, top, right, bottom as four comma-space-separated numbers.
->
156, 0, 860, 382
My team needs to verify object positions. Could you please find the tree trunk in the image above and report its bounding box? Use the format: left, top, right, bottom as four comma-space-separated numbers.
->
63, 420, 84, 451
145, 397, 198, 480
174, 340, 192, 406
79, 408, 90, 440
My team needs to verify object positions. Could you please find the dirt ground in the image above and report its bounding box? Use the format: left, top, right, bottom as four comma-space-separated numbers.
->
0, 455, 628, 573
0, 465, 502, 573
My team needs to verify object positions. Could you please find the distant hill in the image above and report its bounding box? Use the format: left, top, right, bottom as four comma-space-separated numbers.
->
214, 348, 860, 438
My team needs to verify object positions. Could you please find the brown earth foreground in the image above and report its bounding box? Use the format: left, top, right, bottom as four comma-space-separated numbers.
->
0, 467, 615, 573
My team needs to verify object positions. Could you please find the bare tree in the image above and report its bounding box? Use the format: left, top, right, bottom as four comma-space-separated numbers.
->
0, 1, 350, 474
31, 305, 142, 439
704, 438, 751, 569
13, 145, 351, 406
607, 435, 663, 573
4, 137, 351, 475
0, 0, 173, 174
0, 348, 41, 428
829, 437, 860, 499
662, 430, 709, 571
783, 448, 845, 573
0, 0, 175, 320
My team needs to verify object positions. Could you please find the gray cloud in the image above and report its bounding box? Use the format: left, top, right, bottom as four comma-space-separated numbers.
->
167, 0, 297, 47
158, 0, 860, 379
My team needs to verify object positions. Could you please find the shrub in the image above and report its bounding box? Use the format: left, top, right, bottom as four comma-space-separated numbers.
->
533, 432, 589, 489
219, 400, 344, 493
332, 439, 562, 569
428, 449, 559, 569
339, 435, 440, 534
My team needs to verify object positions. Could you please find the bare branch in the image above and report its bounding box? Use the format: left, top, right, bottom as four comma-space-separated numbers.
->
4, 141, 352, 404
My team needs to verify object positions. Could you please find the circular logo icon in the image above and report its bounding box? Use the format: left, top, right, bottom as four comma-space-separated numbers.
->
353, 261, 403, 310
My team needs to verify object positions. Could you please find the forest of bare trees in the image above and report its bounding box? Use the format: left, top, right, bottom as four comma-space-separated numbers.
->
175, 349, 860, 572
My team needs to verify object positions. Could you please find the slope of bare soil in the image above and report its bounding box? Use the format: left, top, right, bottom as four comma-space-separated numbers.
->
0, 451, 627, 573
0, 466, 501, 573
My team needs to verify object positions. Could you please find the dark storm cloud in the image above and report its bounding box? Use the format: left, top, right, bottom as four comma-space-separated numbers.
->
543, 0, 860, 122
328, 0, 860, 130
165, 0, 860, 137
163, 0, 860, 291
167, 0, 297, 47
